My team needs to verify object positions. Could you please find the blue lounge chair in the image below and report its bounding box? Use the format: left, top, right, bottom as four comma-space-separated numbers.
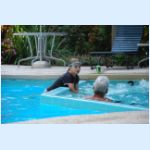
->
90, 25, 146, 69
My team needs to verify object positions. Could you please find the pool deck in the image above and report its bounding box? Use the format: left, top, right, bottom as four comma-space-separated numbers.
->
1, 65, 149, 124
15, 111, 149, 124
1, 65, 149, 80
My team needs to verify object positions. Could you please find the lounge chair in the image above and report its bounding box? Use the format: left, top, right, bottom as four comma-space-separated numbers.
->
90, 25, 145, 69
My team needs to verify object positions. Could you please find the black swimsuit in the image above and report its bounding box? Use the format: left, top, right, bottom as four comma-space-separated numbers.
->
47, 72, 79, 91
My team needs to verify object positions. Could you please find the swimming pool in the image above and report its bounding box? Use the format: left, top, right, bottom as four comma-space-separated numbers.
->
1, 79, 149, 123
55, 80, 149, 108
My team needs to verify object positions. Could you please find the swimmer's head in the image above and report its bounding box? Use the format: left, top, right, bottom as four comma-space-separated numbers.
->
93, 76, 109, 97
128, 81, 134, 86
68, 61, 81, 74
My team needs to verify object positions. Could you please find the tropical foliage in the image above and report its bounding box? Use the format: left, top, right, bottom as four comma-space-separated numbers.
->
1, 25, 111, 65
1, 25, 149, 66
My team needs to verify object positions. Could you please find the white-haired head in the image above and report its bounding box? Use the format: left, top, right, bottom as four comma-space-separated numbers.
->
93, 76, 109, 96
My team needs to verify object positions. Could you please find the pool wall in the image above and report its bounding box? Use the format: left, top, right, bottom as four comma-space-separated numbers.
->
42, 84, 147, 113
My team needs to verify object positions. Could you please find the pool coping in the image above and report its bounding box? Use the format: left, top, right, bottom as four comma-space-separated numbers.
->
1, 65, 149, 80
12, 110, 149, 124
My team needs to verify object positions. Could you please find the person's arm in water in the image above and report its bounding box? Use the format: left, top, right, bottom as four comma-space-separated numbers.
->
64, 70, 80, 93
67, 83, 78, 93
74, 83, 79, 92
73, 74, 79, 93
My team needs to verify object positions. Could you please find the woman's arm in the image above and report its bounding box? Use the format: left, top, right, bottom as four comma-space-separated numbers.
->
67, 83, 78, 93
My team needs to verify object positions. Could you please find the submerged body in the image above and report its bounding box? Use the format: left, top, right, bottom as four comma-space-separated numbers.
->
86, 94, 111, 102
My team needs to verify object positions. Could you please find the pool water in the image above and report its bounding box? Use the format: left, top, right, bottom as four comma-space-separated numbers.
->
1, 79, 149, 123
59, 80, 149, 108
1, 79, 103, 123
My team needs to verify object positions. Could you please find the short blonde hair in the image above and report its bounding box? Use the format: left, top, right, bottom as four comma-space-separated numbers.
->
93, 76, 109, 94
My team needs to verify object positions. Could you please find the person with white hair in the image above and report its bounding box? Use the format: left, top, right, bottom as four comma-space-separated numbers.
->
46, 61, 81, 93
86, 76, 111, 102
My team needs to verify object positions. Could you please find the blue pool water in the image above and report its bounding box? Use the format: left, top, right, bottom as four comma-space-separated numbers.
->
59, 80, 149, 108
1, 79, 149, 123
